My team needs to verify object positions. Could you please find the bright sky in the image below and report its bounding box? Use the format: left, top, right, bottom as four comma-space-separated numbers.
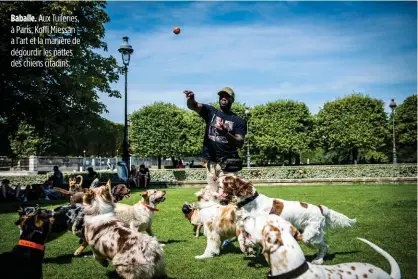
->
99, 1, 417, 124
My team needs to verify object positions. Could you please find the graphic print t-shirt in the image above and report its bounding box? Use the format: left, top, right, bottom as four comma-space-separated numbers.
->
199, 104, 247, 160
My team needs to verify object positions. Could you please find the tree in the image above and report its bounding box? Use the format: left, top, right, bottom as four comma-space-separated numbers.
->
316, 94, 389, 163
8, 121, 52, 157
391, 94, 417, 163
249, 100, 314, 165
0, 1, 121, 153
180, 110, 205, 157
129, 103, 186, 168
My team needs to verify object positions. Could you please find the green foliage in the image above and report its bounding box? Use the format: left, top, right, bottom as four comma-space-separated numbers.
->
390, 95, 417, 163
316, 94, 389, 163
180, 111, 205, 156
249, 100, 314, 164
2, 165, 415, 186
129, 102, 186, 160
8, 121, 52, 156
144, 164, 417, 182
0, 171, 123, 186
0, 1, 121, 155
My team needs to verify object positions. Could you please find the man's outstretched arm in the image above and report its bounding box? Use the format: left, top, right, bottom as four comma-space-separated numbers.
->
184, 90, 203, 114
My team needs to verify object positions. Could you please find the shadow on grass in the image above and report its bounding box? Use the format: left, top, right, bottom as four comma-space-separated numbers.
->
0, 200, 68, 214
159, 240, 186, 245
43, 251, 93, 264
245, 255, 268, 268
221, 243, 243, 255
305, 250, 361, 262
106, 270, 176, 279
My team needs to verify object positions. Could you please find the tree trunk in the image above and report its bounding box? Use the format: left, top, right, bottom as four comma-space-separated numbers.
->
352, 147, 359, 164
288, 151, 292, 165
157, 156, 162, 169
295, 153, 301, 165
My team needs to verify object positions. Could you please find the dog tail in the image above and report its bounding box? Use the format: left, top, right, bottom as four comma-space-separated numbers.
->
357, 238, 401, 279
320, 205, 356, 230
76, 175, 83, 185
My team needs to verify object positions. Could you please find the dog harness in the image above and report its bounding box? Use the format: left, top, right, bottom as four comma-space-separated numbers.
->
267, 260, 309, 279
141, 202, 160, 212
18, 239, 45, 251
236, 192, 259, 208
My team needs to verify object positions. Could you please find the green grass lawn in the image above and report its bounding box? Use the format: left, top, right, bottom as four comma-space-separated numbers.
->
0, 184, 416, 279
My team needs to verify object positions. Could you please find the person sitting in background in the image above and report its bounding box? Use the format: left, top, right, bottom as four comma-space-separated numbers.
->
129, 165, 138, 188
0, 179, 22, 201
41, 177, 60, 200
178, 160, 185, 169
87, 167, 100, 188
52, 166, 64, 186
138, 164, 150, 188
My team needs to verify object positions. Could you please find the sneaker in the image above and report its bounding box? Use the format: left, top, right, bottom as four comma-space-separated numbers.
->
45, 196, 50, 201
222, 239, 233, 248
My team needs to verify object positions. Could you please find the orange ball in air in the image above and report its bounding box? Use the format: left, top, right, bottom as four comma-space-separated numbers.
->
173, 27, 180, 35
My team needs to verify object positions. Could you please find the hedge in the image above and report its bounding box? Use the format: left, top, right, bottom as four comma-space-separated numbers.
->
0, 164, 416, 186
0, 171, 122, 186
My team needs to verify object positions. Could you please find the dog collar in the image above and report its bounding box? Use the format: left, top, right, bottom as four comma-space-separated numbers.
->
18, 240, 45, 251
237, 192, 259, 208
267, 261, 309, 279
141, 202, 160, 212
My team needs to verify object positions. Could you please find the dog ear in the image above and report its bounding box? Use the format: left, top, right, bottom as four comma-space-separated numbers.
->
34, 215, 44, 228
104, 180, 113, 201
141, 191, 148, 198
262, 226, 283, 253
290, 225, 303, 241
83, 189, 94, 204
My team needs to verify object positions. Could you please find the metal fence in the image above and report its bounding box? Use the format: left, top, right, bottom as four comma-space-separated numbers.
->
36, 156, 120, 172
0, 157, 29, 171
0, 156, 206, 172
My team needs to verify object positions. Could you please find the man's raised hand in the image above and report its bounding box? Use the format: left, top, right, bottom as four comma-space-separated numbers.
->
184, 90, 195, 101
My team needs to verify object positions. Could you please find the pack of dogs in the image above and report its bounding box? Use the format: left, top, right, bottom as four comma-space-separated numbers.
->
2, 174, 401, 279
181, 175, 402, 279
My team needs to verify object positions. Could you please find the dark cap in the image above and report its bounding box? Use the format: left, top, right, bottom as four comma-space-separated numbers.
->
217, 87, 235, 99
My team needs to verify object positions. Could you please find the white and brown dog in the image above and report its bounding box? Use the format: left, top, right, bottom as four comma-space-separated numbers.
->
241, 214, 400, 279
194, 188, 242, 259
83, 180, 167, 279
222, 176, 357, 264
114, 189, 166, 238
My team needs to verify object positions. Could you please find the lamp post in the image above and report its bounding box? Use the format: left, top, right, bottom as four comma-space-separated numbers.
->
244, 107, 250, 168
118, 36, 134, 167
389, 99, 397, 164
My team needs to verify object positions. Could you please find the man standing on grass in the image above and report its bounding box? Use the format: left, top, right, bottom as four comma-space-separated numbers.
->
184, 87, 247, 199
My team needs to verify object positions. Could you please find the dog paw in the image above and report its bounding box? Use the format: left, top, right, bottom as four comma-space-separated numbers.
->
74, 250, 83, 256
159, 243, 166, 247
311, 259, 324, 265
195, 254, 214, 260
